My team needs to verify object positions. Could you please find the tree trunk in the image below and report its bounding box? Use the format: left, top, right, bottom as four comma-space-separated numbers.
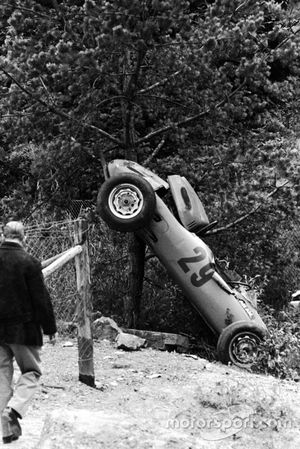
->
123, 233, 146, 328
121, 46, 147, 328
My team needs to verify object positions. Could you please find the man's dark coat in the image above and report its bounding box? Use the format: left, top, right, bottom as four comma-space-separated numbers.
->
0, 241, 57, 346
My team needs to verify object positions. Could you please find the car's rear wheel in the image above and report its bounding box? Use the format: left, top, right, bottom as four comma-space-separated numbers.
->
217, 321, 266, 368
97, 173, 156, 232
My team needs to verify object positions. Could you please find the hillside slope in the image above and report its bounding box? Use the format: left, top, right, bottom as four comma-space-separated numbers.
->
6, 339, 300, 448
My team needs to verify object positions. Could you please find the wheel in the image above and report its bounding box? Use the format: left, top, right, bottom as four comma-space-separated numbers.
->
97, 173, 156, 232
217, 321, 266, 368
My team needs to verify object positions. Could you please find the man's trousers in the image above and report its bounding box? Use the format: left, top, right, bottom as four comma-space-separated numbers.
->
0, 344, 42, 418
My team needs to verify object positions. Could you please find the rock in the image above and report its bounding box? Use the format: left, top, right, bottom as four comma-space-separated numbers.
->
123, 328, 190, 352
92, 316, 122, 341
184, 354, 198, 360
116, 332, 146, 351
292, 290, 300, 299
290, 300, 300, 310
62, 341, 74, 347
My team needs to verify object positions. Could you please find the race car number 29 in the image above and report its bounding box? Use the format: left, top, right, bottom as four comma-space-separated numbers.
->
177, 246, 214, 288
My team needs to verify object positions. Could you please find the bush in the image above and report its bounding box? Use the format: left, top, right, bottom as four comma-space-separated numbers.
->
252, 304, 300, 380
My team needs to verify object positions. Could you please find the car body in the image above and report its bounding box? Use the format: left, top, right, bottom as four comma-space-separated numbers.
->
97, 159, 267, 367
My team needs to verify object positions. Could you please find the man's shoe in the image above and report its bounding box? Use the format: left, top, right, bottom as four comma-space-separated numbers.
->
1, 407, 22, 444
2, 435, 19, 444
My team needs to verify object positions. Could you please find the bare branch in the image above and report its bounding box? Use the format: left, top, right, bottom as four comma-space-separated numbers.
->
144, 138, 166, 166
0, 112, 47, 118
1, 2, 53, 20
137, 69, 183, 96
274, 25, 300, 50
96, 95, 126, 108
39, 76, 55, 104
50, 0, 69, 32
137, 93, 192, 110
208, 180, 290, 235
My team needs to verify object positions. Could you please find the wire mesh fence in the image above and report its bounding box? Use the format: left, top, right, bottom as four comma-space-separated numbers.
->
25, 219, 79, 333
280, 221, 300, 295
25, 218, 95, 386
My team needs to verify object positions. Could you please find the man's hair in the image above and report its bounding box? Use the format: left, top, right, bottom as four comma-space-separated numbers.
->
3, 221, 25, 241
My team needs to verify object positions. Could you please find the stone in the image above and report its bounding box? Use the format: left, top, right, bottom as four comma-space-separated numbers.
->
116, 332, 146, 351
290, 300, 300, 310
92, 316, 122, 341
123, 329, 190, 352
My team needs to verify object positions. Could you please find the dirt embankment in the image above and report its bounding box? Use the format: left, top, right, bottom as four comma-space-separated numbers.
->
5, 338, 300, 449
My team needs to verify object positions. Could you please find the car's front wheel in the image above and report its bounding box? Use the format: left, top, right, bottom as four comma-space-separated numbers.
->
217, 321, 266, 368
97, 173, 156, 232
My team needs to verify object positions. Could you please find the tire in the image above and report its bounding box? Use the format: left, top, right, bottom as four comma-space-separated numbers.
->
217, 321, 266, 368
97, 173, 156, 232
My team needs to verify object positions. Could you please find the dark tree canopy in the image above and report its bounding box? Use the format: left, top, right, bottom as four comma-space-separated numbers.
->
0, 0, 299, 308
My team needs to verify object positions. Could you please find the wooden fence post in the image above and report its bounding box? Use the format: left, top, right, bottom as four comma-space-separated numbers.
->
74, 219, 95, 387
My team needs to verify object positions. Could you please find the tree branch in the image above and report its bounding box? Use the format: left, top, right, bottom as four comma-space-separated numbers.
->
0, 66, 124, 148
274, 24, 300, 50
207, 180, 290, 235
1, 2, 53, 20
39, 75, 55, 103
137, 69, 183, 95
144, 138, 166, 166
136, 93, 192, 110
96, 95, 126, 108
122, 46, 147, 157
136, 81, 246, 146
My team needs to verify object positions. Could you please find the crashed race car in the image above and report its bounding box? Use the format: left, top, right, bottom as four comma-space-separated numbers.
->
290, 290, 300, 308
97, 159, 267, 367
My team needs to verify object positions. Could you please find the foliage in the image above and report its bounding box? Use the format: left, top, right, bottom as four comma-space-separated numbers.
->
0, 0, 299, 312
159, 131, 300, 305
1, 1, 299, 205
252, 304, 300, 380
0, 0, 193, 214
260, 219, 300, 306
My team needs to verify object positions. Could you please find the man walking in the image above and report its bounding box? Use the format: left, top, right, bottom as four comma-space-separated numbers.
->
0, 221, 57, 444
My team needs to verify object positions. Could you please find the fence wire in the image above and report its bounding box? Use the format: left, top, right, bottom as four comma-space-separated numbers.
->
25, 218, 95, 384
281, 221, 300, 295
25, 220, 80, 334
